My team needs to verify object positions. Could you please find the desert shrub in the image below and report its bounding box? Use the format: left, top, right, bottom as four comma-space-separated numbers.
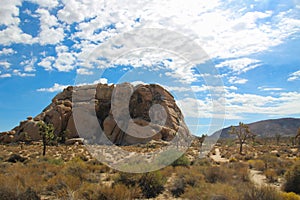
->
0, 186, 18, 200
139, 171, 166, 198
171, 178, 186, 197
115, 172, 141, 187
227, 162, 249, 182
248, 159, 265, 171
284, 161, 300, 194
204, 166, 229, 183
192, 158, 211, 166
160, 165, 174, 178
171, 166, 205, 197
17, 188, 40, 200
45, 157, 64, 165
264, 169, 278, 183
96, 184, 135, 200
64, 157, 87, 181
61, 174, 82, 192
172, 155, 190, 167
182, 183, 239, 200
0, 187, 40, 200
242, 185, 281, 200
280, 192, 300, 200
229, 157, 238, 162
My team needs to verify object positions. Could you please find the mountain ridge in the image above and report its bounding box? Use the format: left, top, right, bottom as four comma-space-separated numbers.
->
214, 117, 300, 138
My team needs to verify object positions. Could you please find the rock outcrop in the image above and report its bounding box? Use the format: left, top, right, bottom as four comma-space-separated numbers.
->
0, 83, 191, 145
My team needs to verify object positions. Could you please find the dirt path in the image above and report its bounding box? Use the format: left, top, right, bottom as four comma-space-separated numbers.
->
210, 148, 229, 163
249, 169, 267, 187
210, 147, 282, 190
249, 169, 282, 189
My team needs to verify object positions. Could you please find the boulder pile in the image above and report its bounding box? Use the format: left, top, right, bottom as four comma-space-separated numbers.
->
0, 83, 190, 145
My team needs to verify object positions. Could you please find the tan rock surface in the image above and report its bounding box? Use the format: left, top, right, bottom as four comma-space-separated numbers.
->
1, 83, 191, 145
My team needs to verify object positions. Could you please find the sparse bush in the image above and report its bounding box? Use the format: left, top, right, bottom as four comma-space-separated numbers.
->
171, 166, 205, 197
171, 178, 185, 197
96, 184, 136, 200
284, 161, 300, 194
182, 183, 239, 200
115, 172, 141, 187
204, 166, 230, 183
18, 188, 40, 200
192, 158, 211, 166
243, 185, 281, 200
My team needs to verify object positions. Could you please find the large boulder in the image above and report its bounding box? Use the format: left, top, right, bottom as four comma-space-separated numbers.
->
1, 83, 191, 145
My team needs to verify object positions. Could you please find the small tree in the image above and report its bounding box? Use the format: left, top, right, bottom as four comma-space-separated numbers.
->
38, 121, 55, 156
229, 122, 253, 154
275, 133, 281, 146
198, 134, 207, 156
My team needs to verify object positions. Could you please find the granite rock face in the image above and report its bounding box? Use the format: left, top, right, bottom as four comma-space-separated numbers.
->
0, 83, 191, 145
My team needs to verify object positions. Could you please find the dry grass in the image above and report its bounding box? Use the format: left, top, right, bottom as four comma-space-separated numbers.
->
0, 138, 299, 199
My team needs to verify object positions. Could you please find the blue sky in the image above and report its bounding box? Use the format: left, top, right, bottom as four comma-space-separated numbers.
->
0, 0, 300, 136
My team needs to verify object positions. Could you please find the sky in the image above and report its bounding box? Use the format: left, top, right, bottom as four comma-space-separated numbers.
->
0, 0, 300, 136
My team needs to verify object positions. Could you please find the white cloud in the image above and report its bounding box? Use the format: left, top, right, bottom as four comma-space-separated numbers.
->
258, 86, 283, 91
228, 76, 248, 84
37, 78, 109, 92
38, 56, 55, 71
288, 70, 300, 81
225, 91, 300, 117
54, 52, 76, 71
0, 61, 11, 69
216, 58, 261, 74
0, 0, 21, 26
0, 48, 15, 56
53, 46, 76, 71
178, 90, 300, 120
92, 78, 108, 85
28, 0, 59, 9
0, 73, 12, 78
76, 68, 93, 75
0, 25, 35, 45
13, 69, 35, 77
21, 57, 37, 72
37, 83, 68, 92
37, 8, 65, 45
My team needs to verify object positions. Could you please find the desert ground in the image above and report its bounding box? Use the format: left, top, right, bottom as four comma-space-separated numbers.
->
0, 137, 300, 200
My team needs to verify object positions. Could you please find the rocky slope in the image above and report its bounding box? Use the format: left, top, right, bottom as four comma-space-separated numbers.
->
215, 118, 300, 138
0, 83, 190, 145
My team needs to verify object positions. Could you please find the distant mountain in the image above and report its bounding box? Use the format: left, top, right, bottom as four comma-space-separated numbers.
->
214, 118, 300, 138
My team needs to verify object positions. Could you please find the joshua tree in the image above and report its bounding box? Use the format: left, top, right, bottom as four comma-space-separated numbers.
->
38, 121, 55, 156
198, 134, 207, 155
229, 122, 253, 154
275, 133, 281, 146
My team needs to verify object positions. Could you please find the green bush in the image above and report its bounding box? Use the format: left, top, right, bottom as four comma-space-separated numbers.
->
139, 171, 166, 198
172, 155, 190, 167
284, 161, 300, 194
280, 192, 300, 200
